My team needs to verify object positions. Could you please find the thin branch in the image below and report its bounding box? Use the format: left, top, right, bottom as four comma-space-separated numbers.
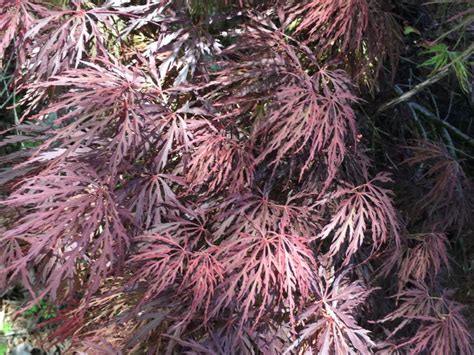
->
408, 102, 474, 147
376, 67, 449, 114
376, 42, 474, 114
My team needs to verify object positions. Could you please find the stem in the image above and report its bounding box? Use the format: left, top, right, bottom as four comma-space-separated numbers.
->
376, 42, 474, 114
409, 102, 474, 147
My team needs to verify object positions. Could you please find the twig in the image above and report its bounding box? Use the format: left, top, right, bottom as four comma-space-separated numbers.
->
376, 67, 449, 114
394, 85, 428, 140
408, 102, 474, 147
376, 42, 474, 114
441, 127, 457, 158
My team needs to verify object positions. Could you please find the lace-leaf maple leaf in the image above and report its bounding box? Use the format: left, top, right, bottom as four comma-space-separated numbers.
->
22, 1, 125, 80
0, 0, 48, 64
130, 231, 225, 324
382, 232, 450, 291
382, 284, 472, 355
117, 1, 221, 85
129, 233, 188, 300
213, 190, 319, 242
289, 0, 401, 85
0, 163, 131, 301
117, 172, 185, 230
290, 269, 375, 354
186, 131, 255, 194
405, 140, 472, 230
257, 66, 358, 183
317, 173, 401, 260
213, 230, 317, 330
205, 24, 358, 185
22, 58, 174, 176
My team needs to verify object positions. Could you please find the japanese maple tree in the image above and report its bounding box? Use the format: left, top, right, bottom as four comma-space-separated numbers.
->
0, 0, 472, 354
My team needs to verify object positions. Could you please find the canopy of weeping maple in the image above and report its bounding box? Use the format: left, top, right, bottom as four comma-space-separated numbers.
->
0, 0, 472, 354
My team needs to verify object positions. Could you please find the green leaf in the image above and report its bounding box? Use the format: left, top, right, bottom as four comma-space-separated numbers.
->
420, 43, 471, 93
1, 321, 12, 334
210, 63, 220, 72
404, 26, 420, 35
287, 18, 301, 32
23, 304, 39, 316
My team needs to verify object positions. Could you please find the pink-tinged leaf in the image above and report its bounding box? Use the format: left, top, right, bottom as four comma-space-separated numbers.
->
382, 231, 450, 291
119, 1, 221, 85
292, 269, 376, 354
317, 173, 401, 261
289, 0, 401, 85
21, 2, 124, 80
381, 285, 472, 355
405, 140, 472, 230
0, 0, 48, 64
0, 163, 131, 300
213, 231, 316, 331
186, 132, 254, 194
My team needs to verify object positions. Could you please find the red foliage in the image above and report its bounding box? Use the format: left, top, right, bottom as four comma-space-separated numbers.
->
293, 269, 375, 354
0, 0, 48, 65
317, 173, 401, 261
382, 232, 451, 291
0, 1, 471, 354
405, 140, 472, 230
1, 163, 131, 301
382, 284, 472, 355
289, 0, 401, 85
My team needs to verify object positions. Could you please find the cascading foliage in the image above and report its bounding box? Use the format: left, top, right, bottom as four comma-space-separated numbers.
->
0, 0, 472, 353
